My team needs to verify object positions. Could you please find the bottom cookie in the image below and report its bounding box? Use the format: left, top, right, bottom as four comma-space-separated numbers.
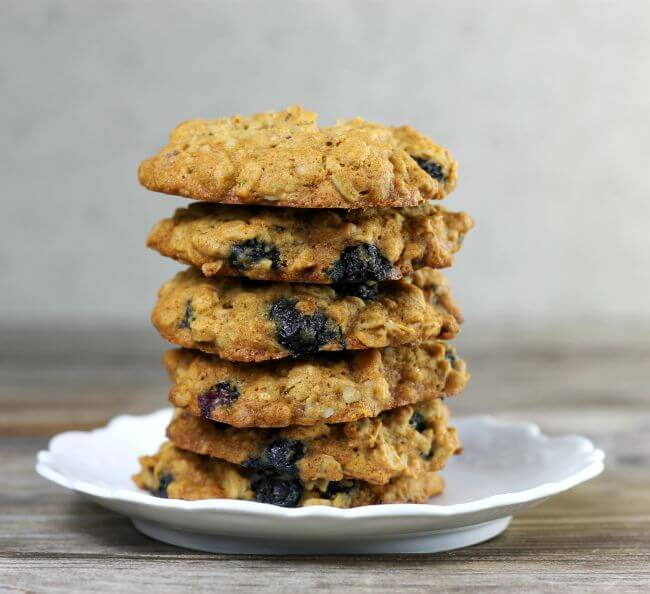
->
133, 441, 445, 508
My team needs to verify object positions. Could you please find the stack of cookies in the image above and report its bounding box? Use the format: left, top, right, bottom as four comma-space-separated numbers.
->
133, 106, 473, 508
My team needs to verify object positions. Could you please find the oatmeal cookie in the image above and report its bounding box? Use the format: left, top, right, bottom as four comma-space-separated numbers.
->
167, 399, 460, 485
147, 202, 473, 283
151, 268, 461, 361
133, 441, 446, 507
138, 105, 457, 208
164, 341, 468, 427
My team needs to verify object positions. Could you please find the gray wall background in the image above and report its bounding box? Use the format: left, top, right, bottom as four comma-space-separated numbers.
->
2, 0, 649, 325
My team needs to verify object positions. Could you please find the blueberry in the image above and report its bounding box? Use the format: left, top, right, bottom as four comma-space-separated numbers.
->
409, 411, 427, 432
411, 155, 446, 182
325, 244, 393, 283
251, 476, 303, 507
244, 439, 305, 475
198, 381, 240, 418
153, 473, 173, 498
444, 346, 457, 366
265, 440, 304, 473
334, 281, 380, 301
229, 239, 281, 271
179, 299, 195, 329
321, 480, 358, 500
268, 298, 340, 356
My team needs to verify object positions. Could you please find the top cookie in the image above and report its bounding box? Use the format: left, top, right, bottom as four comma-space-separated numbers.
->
138, 105, 457, 209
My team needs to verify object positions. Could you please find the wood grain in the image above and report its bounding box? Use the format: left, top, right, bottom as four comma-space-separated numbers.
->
1, 323, 649, 593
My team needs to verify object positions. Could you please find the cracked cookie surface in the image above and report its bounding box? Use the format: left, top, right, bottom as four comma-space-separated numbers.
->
167, 399, 460, 485
138, 105, 457, 209
147, 202, 473, 283
164, 341, 468, 427
133, 441, 447, 507
151, 268, 461, 362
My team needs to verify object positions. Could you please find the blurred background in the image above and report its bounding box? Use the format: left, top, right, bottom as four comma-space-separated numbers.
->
2, 1, 649, 426
3, 0, 649, 326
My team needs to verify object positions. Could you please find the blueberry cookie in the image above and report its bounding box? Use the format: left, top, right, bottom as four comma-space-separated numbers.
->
147, 202, 473, 283
167, 399, 459, 485
133, 441, 446, 507
164, 341, 468, 427
151, 267, 460, 362
138, 105, 457, 209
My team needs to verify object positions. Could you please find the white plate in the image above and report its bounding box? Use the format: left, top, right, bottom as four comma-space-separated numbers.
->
36, 409, 604, 554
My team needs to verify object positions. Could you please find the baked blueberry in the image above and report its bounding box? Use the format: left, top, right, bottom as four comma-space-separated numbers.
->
412, 155, 446, 182
153, 473, 173, 498
229, 239, 281, 271
325, 244, 393, 283
251, 476, 303, 507
333, 281, 380, 301
244, 439, 305, 475
321, 480, 358, 500
179, 299, 195, 329
409, 411, 427, 432
198, 381, 240, 418
268, 298, 340, 356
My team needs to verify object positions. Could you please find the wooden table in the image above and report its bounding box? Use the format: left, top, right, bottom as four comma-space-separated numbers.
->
2, 324, 649, 593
